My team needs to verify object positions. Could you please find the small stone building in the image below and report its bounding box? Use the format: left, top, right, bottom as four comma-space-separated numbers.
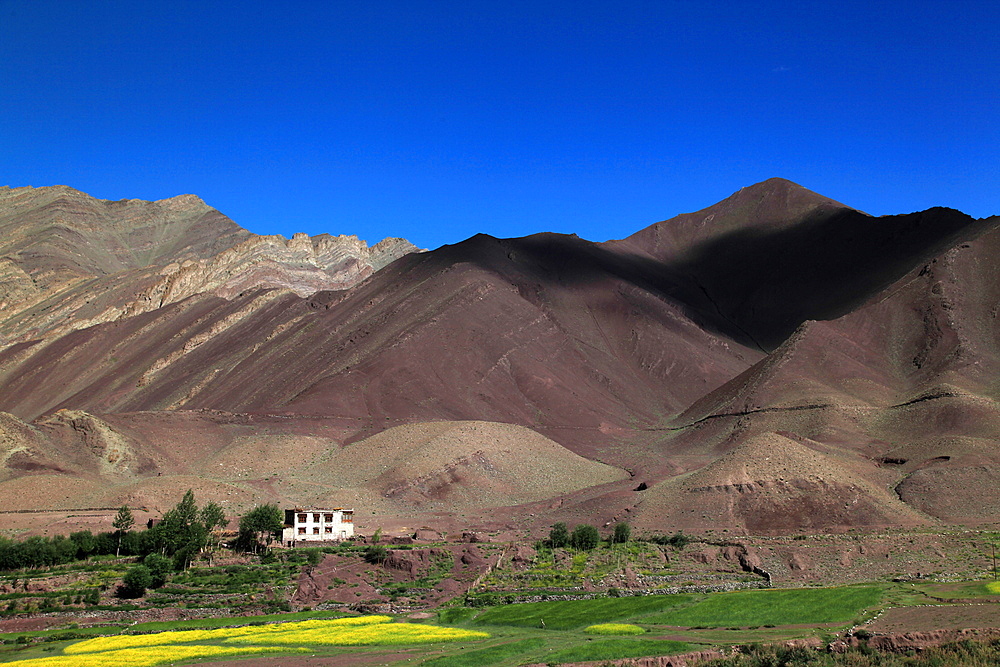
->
282, 508, 354, 545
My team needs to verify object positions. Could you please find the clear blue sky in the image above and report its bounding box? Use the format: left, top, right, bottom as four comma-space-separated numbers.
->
2, 1, 997, 250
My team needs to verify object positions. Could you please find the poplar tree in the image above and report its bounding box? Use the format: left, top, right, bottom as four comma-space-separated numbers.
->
112, 505, 134, 557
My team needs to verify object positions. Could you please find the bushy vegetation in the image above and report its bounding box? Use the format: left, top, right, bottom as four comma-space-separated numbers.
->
644, 531, 691, 549
234, 503, 283, 554
546, 522, 606, 550
571, 524, 601, 550
611, 522, 631, 545
549, 522, 569, 548
119, 565, 153, 599
0, 490, 230, 573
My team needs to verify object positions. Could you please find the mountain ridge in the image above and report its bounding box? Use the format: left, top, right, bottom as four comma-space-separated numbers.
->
1, 178, 998, 538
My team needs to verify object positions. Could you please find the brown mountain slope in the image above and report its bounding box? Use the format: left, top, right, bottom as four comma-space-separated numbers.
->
635, 216, 1000, 529
0, 232, 762, 461
605, 179, 988, 350
0, 412, 627, 520
674, 215, 1000, 424
2, 179, 998, 535
631, 432, 927, 534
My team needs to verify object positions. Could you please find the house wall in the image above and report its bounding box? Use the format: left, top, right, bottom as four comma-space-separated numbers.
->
281, 508, 354, 545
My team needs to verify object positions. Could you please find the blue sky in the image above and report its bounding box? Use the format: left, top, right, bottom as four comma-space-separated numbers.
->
2, 1, 997, 250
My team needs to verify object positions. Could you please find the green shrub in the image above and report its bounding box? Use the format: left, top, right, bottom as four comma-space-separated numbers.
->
118, 565, 152, 598
549, 523, 569, 548
363, 546, 388, 564
143, 553, 172, 588
611, 523, 631, 545
571, 524, 600, 551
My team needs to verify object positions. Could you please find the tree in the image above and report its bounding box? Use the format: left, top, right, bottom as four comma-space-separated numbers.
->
571, 524, 600, 551
363, 545, 388, 564
199, 501, 229, 562
112, 505, 134, 557
237, 504, 284, 554
611, 522, 631, 545
118, 565, 152, 598
143, 553, 172, 589
175, 489, 199, 527
549, 522, 569, 549
147, 490, 209, 567
200, 502, 228, 533
69, 531, 97, 560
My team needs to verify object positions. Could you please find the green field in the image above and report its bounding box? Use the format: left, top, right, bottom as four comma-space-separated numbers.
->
471, 594, 691, 630
545, 638, 693, 663
421, 638, 546, 667
643, 586, 882, 627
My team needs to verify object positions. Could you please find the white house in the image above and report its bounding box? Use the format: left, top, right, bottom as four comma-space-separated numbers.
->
282, 508, 355, 545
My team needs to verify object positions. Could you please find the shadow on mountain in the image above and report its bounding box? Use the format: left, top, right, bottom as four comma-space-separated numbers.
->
409, 206, 992, 351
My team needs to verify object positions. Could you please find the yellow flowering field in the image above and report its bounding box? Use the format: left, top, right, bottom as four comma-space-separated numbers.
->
6, 615, 488, 667
2, 644, 295, 667
223, 618, 489, 646
63, 614, 394, 654
583, 623, 646, 635
987, 581, 1000, 594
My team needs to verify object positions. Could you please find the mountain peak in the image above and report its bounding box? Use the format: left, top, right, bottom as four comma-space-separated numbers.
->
721, 177, 850, 215
609, 178, 853, 261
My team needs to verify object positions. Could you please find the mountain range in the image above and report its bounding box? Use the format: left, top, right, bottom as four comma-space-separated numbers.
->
0, 179, 997, 537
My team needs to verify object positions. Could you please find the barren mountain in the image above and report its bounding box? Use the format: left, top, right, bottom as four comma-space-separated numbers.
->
1, 179, 998, 536
0, 186, 417, 346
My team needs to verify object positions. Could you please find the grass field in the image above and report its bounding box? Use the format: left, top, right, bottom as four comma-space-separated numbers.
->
471, 594, 691, 630
908, 580, 1000, 600
545, 638, 693, 662
643, 586, 882, 627
421, 638, 546, 667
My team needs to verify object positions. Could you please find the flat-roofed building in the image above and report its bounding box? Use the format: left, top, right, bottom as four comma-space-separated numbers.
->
282, 508, 354, 545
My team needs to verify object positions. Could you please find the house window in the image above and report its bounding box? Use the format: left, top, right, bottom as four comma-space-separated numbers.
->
313, 527, 320, 534
298, 514, 307, 523
313, 513, 320, 522
298, 527, 306, 535
343, 513, 353, 523
324, 514, 333, 522
325, 526, 332, 533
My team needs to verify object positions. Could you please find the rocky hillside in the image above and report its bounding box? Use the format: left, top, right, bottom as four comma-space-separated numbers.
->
0, 186, 418, 346
1, 179, 998, 536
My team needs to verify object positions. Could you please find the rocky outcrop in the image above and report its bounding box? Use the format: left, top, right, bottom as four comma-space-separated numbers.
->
36, 410, 140, 477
